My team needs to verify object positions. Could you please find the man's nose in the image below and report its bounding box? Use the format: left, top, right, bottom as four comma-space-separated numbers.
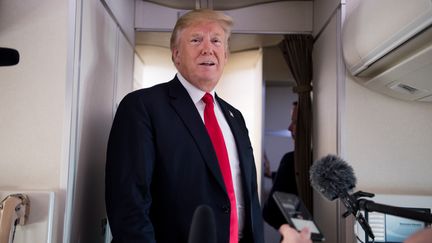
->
288, 123, 293, 132
201, 40, 213, 55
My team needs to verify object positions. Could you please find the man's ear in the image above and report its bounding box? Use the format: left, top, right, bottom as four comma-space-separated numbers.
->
172, 48, 180, 65
224, 47, 229, 64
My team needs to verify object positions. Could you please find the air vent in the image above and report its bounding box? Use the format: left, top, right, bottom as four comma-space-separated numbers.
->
386, 81, 431, 100
389, 83, 419, 94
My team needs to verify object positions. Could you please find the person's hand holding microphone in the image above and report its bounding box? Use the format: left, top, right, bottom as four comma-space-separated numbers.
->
279, 224, 312, 243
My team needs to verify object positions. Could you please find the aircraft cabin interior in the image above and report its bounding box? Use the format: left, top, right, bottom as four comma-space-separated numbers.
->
1, 0, 431, 242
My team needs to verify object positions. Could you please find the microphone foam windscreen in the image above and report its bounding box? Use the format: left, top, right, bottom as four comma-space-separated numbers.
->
188, 205, 217, 243
0, 48, 20, 66
310, 154, 357, 200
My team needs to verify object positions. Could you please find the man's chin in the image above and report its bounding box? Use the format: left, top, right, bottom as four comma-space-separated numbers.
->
197, 74, 221, 84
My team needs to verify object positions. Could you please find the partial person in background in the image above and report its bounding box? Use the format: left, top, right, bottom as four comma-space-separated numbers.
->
105, 8, 264, 243
263, 101, 299, 229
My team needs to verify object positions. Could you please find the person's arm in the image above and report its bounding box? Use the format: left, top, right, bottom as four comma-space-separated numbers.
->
279, 224, 312, 243
262, 152, 295, 229
105, 93, 156, 243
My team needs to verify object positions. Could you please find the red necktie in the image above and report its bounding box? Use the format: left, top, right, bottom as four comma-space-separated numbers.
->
202, 93, 238, 243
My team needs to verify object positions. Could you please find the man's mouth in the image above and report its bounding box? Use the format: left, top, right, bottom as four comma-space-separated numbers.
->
199, 61, 216, 66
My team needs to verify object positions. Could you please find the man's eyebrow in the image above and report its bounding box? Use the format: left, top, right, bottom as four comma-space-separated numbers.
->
190, 33, 203, 37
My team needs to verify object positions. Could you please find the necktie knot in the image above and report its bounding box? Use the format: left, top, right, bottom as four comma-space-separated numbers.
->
202, 93, 214, 107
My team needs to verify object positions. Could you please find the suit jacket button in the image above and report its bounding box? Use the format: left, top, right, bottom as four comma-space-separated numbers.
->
222, 205, 230, 214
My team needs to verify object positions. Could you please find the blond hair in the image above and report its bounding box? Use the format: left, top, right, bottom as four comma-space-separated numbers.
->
170, 9, 233, 51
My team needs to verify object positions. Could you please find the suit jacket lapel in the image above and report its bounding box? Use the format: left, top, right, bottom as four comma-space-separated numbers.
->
168, 78, 227, 191
216, 94, 253, 199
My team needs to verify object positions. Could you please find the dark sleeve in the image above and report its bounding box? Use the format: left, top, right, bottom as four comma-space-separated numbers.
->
105, 93, 156, 243
262, 151, 297, 230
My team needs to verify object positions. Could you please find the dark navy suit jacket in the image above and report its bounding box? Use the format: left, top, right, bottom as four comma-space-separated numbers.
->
105, 77, 264, 243
262, 151, 298, 230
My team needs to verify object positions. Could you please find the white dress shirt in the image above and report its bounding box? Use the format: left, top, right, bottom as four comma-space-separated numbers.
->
177, 73, 245, 238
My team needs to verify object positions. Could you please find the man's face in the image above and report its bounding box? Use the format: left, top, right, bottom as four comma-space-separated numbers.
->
172, 21, 228, 92
288, 104, 298, 140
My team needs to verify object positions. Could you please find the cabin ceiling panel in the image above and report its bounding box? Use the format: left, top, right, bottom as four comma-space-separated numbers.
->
135, 1, 313, 33
142, 0, 311, 10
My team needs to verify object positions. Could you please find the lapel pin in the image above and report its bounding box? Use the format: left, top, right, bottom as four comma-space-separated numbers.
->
229, 111, 234, 117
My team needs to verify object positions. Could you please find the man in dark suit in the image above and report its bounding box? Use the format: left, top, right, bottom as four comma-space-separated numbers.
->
105, 9, 264, 243
263, 102, 299, 230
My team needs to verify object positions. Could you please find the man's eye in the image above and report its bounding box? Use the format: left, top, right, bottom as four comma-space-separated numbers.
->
212, 39, 222, 45
191, 39, 201, 44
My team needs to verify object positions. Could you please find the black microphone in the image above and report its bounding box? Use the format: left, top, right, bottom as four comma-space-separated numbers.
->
188, 205, 217, 243
310, 154, 375, 239
0, 47, 20, 66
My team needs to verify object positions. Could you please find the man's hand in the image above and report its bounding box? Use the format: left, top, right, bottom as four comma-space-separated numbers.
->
263, 152, 272, 178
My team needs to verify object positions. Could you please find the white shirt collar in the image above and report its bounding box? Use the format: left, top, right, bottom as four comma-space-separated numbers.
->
177, 73, 216, 104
